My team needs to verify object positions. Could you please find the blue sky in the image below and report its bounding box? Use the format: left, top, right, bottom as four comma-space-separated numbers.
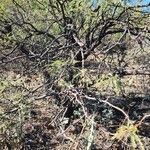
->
91, 0, 150, 5
90, 0, 150, 12
128, 0, 150, 12
131, 0, 150, 4
128, 0, 150, 6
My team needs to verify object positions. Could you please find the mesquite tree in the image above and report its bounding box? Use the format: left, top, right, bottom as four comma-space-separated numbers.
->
0, 0, 150, 92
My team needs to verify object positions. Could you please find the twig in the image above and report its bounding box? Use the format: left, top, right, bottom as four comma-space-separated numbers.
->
84, 95, 130, 121
137, 114, 150, 126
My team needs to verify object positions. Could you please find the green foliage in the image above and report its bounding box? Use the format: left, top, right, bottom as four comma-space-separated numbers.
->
0, 0, 12, 17
112, 121, 145, 150
0, 77, 30, 148
93, 74, 122, 95
48, 60, 66, 74
72, 68, 94, 87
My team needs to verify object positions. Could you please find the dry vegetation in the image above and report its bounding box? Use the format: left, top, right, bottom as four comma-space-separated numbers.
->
0, 48, 150, 149
0, 0, 150, 150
